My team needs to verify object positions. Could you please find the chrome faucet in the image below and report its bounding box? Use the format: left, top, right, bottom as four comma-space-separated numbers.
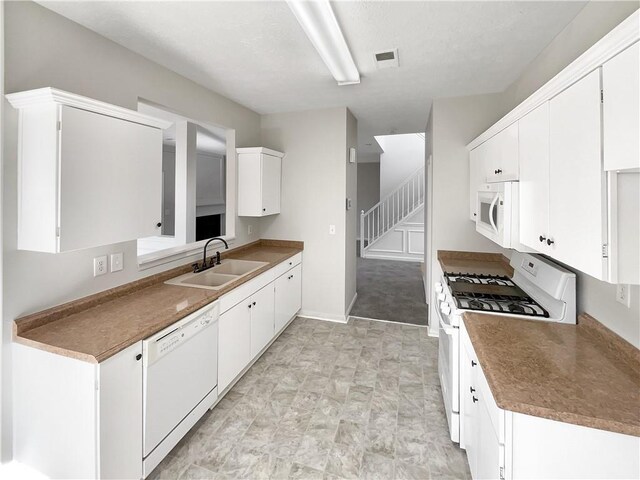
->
193, 237, 229, 272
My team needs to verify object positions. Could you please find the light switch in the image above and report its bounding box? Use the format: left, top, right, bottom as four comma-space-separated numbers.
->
616, 284, 631, 308
110, 252, 123, 273
94, 256, 108, 277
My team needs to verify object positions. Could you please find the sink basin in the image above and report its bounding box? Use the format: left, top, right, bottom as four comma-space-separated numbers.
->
165, 259, 268, 290
211, 259, 268, 276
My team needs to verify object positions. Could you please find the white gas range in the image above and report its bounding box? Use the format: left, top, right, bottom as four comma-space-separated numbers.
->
434, 251, 576, 443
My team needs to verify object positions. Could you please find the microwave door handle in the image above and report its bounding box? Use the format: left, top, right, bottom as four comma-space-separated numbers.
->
489, 194, 499, 234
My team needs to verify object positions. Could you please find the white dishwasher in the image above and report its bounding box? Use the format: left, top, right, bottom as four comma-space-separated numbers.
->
143, 301, 219, 458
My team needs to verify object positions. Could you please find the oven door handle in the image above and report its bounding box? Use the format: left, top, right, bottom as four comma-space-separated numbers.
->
488, 193, 499, 234
438, 307, 457, 335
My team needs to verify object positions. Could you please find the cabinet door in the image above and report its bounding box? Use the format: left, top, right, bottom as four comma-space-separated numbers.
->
59, 106, 162, 251
497, 122, 519, 181
519, 102, 550, 253
219, 300, 252, 392
261, 154, 281, 215
485, 123, 519, 183
99, 341, 143, 480
274, 264, 302, 333
549, 69, 606, 279
237, 154, 262, 216
603, 42, 639, 171
250, 283, 275, 358
475, 385, 502, 480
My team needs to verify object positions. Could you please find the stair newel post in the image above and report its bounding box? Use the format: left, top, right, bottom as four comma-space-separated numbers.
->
360, 210, 365, 258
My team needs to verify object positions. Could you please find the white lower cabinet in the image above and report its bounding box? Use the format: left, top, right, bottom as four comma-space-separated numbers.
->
275, 264, 302, 333
460, 323, 639, 480
13, 341, 143, 480
218, 299, 253, 393
218, 254, 302, 393
250, 283, 276, 358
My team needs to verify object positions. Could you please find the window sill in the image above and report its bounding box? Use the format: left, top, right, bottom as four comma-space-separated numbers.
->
137, 236, 236, 271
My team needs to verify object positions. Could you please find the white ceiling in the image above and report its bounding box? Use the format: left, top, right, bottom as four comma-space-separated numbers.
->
39, 1, 586, 154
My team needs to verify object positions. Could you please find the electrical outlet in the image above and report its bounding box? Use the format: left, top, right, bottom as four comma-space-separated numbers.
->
616, 284, 631, 308
329, 225, 336, 235
248, 224, 253, 235
110, 252, 123, 272
93, 256, 108, 277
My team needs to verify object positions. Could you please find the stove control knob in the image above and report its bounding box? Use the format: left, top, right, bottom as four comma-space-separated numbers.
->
440, 304, 451, 315
435, 283, 443, 293
437, 293, 445, 301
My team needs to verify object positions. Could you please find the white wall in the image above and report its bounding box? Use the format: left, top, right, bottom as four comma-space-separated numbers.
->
356, 163, 380, 237
260, 108, 352, 321
345, 111, 358, 313
496, 1, 640, 347
377, 133, 425, 199
2, 1, 262, 461
426, 93, 511, 336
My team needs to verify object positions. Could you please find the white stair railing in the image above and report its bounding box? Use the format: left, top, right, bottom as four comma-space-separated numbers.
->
360, 166, 425, 257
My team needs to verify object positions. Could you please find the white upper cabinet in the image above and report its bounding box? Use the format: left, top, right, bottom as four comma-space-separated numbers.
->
483, 122, 519, 183
549, 69, 606, 280
237, 147, 284, 217
6, 88, 170, 253
603, 42, 639, 171
518, 102, 551, 253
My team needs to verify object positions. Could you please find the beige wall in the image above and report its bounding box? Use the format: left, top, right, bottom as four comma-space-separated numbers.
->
497, 1, 640, 347
2, 1, 262, 460
345, 110, 358, 313
260, 108, 351, 321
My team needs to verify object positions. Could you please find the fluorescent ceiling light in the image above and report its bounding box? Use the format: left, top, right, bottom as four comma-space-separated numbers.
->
287, 0, 360, 86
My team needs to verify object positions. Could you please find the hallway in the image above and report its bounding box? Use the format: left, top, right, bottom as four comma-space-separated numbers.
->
350, 258, 429, 327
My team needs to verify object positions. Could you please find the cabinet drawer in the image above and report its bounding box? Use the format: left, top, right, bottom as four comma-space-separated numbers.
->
219, 271, 275, 314
218, 254, 301, 314
270, 253, 302, 279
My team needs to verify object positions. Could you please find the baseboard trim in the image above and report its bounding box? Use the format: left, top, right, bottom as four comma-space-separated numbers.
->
362, 252, 424, 262
298, 310, 348, 324
346, 292, 358, 317
348, 315, 429, 329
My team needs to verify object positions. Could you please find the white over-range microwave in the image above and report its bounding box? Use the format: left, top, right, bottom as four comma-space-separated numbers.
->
476, 182, 532, 251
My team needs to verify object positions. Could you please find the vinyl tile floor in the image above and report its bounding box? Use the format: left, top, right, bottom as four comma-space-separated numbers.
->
149, 316, 469, 480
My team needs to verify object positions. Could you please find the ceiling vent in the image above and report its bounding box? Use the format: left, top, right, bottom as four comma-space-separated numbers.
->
374, 48, 399, 69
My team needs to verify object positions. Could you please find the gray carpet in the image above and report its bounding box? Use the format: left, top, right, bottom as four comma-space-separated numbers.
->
350, 257, 429, 326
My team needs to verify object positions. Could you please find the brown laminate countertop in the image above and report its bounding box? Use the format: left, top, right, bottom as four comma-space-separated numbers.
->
14, 239, 303, 363
438, 250, 513, 277
464, 312, 640, 437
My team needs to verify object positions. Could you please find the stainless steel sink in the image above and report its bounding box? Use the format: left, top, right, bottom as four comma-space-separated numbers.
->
165, 259, 268, 290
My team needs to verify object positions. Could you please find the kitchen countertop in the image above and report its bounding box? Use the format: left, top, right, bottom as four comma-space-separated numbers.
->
464, 312, 640, 437
438, 250, 513, 277
14, 239, 303, 363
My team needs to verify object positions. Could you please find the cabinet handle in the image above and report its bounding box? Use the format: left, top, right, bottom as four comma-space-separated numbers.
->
539, 235, 546, 242
253, 301, 256, 306
135, 354, 142, 361
547, 238, 554, 246
470, 386, 476, 393
472, 396, 479, 403
248, 304, 252, 309
497, 168, 502, 174
471, 360, 477, 367
289, 262, 293, 265
494, 169, 498, 174
156, 222, 162, 228
262, 208, 266, 212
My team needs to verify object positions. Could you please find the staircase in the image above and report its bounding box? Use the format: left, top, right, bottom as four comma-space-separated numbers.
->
360, 166, 425, 260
